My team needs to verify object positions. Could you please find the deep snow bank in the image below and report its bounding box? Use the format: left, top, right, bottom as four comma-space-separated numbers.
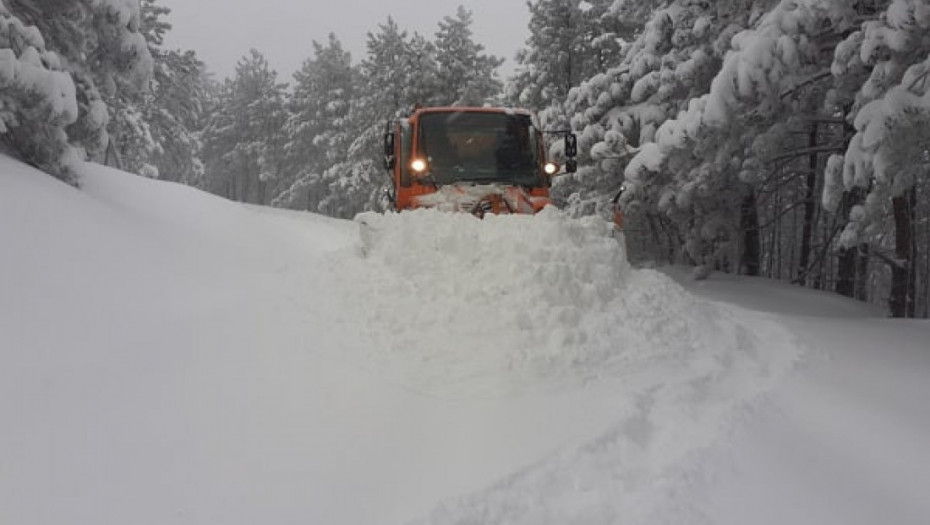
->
352, 209, 799, 399
351, 209, 803, 524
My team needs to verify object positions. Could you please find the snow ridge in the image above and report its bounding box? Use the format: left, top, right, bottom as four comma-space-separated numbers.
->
351, 209, 799, 401
345, 208, 803, 524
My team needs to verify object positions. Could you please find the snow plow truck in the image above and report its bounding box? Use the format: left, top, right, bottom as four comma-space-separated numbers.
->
382, 107, 578, 216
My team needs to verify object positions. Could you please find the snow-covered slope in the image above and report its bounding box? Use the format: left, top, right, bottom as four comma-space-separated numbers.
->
2, 155, 928, 525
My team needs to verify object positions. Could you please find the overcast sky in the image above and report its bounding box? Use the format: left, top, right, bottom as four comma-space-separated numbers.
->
160, 0, 531, 82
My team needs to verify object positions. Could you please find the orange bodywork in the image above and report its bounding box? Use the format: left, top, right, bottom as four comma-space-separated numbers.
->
613, 208, 625, 231
387, 107, 555, 215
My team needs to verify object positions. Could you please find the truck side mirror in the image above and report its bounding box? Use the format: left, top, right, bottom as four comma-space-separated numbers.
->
565, 159, 577, 173
564, 133, 578, 158
383, 131, 396, 170
612, 185, 626, 204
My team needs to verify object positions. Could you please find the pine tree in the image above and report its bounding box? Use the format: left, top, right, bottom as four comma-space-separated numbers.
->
144, 47, 208, 184
823, 0, 930, 316
201, 50, 288, 204
316, 18, 430, 217
0, 5, 81, 181
562, 1, 750, 243
433, 6, 503, 106
508, 0, 624, 112
1, 0, 153, 182
8, 0, 153, 158
274, 34, 357, 211
360, 17, 429, 114
93, 0, 208, 181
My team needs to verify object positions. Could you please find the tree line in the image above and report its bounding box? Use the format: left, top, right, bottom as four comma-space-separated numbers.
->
2, 0, 927, 318
509, 0, 930, 317
199, 7, 503, 219
528, 0, 929, 319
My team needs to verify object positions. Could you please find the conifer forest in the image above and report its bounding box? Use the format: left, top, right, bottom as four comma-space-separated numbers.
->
2, 0, 928, 318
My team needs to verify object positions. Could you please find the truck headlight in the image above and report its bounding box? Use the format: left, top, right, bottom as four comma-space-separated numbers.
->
411, 158, 428, 173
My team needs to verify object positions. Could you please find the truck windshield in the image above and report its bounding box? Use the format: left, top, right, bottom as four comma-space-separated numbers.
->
418, 112, 544, 187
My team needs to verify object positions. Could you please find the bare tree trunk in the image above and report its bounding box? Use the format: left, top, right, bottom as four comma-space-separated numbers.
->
257, 179, 267, 205
767, 188, 778, 278
741, 189, 761, 276
836, 188, 864, 298
646, 213, 663, 262
855, 245, 869, 301
907, 188, 918, 317
835, 105, 860, 299
789, 205, 798, 280
776, 190, 784, 279
797, 124, 820, 284
242, 172, 253, 204
104, 138, 124, 170
836, 249, 857, 298
659, 216, 678, 264
889, 192, 915, 317
816, 218, 828, 289
924, 187, 930, 318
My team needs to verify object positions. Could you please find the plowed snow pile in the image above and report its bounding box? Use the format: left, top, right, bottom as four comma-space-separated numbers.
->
351, 208, 798, 399
344, 209, 802, 523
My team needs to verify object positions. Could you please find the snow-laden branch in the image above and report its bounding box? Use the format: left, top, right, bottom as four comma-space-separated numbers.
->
624, 0, 858, 181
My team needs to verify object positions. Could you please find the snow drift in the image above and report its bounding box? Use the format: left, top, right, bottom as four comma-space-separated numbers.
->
353, 209, 798, 400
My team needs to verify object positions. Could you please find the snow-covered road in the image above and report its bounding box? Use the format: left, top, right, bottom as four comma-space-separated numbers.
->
2, 156, 928, 525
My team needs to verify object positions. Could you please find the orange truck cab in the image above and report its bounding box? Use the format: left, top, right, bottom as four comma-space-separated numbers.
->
383, 107, 577, 215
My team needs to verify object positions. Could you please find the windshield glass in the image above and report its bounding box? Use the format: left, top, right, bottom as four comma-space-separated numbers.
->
418, 112, 544, 187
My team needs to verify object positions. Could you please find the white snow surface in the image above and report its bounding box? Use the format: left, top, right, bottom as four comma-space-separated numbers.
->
2, 155, 929, 524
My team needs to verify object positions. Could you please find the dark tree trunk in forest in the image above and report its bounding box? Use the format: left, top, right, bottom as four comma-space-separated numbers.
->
564, 7, 574, 100
890, 190, 917, 317
924, 185, 930, 318
741, 189, 761, 276
646, 213, 663, 262
797, 124, 819, 284
855, 245, 869, 301
835, 107, 860, 299
835, 189, 864, 298
907, 189, 918, 318
258, 179, 267, 205
836, 247, 857, 298
238, 170, 253, 204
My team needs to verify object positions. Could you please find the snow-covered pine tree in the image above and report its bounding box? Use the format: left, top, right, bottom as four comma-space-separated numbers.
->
273, 33, 357, 211
103, 0, 169, 175
141, 46, 208, 184
312, 18, 432, 218
508, 0, 625, 114
606, 0, 671, 41
562, 1, 763, 265
201, 49, 288, 204
405, 32, 441, 108
131, 0, 209, 184
823, 0, 930, 316
0, 4, 82, 181
361, 17, 423, 115
105, 0, 205, 180
2, 0, 153, 182
596, 0, 855, 273
7, 0, 153, 160
433, 6, 503, 106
